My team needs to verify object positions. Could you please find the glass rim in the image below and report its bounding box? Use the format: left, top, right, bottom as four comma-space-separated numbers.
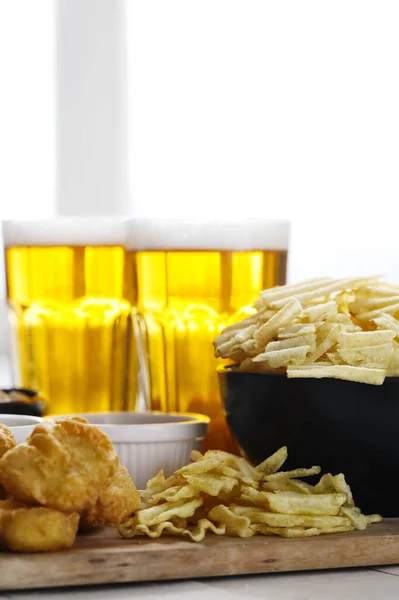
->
125, 218, 290, 251
2, 218, 128, 247
2, 218, 290, 251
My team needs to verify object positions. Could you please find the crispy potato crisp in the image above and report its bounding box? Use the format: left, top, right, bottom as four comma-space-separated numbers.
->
118, 448, 381, 542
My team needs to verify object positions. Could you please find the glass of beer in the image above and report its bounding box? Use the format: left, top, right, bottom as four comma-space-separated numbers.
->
2, 219, 133, 415
126, 220, 289, 451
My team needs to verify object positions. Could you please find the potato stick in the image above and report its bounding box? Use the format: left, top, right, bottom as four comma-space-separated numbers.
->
266, 334, 316, 352
373, 315, 399, 338
338, 330, 395, 348
357, 302, 399, 321
287, 365, 385, 385
357, 283, 399, 296
253, 346, 310, 368
350, 295, 399, 313
259, 278, 333, 304
269, 276, 382, 309
327, 352, 344, 365
337, 344, 393, 367
303, 301, 337, 323
213, 316, 257, 344
233, 325, 257, 343
305, 324, 339, 364
278, 324, 316, 338
254, 299, 303, 349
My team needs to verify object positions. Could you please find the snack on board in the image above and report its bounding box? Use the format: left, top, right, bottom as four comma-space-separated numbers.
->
0, 424, 16, 459
80, 464, 141, 529
0, 417, 119, 512
0, 418, 140, 552
118, 447, 381, 541
0, 425, 16, 500
0, 498, 79, 553
213, 276, 399, 383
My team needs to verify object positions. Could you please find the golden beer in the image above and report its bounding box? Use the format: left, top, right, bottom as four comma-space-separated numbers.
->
126, 220, 289, 451
3, 220, 133, 415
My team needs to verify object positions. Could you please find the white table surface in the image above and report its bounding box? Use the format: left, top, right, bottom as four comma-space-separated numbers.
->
1, 567, 399, 600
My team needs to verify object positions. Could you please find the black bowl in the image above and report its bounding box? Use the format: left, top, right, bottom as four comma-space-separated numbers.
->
218, 367, 399, 517
0, 388, 46, 417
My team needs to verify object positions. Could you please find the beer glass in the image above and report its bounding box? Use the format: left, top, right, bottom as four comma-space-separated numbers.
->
126, 220, 289, 450
3, 219, 132, 415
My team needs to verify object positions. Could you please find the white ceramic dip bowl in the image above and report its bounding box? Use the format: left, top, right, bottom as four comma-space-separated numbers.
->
59, 411, 210, 489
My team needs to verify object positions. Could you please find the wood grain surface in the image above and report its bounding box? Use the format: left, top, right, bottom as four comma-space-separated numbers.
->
1, 520, 399, 591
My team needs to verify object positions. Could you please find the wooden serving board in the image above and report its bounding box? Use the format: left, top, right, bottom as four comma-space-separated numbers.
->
1, 520, 399, 591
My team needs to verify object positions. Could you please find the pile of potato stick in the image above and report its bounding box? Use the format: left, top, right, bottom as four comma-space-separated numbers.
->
213, 276, 399, 384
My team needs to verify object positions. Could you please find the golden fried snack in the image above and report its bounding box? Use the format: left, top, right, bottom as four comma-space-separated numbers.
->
80, 464, 140, 529
0, 417, 118, 512
0, 424, 16, 458
119, 448, 381, 542
0, 498, 79, 553
0, 424, 16, 500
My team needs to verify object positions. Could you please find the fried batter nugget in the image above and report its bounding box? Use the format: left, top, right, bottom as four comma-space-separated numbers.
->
0, 417, 118, 512
0, 498, 79, 552
0, 424, 16, 458
0, 425, 16, 499
80, 464, 140, 529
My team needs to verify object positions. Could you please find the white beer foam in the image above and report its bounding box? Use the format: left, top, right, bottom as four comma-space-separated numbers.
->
2, 219, 129, 247
126, 220, 290, 251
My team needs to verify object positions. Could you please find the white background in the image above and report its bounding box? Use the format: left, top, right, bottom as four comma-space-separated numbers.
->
0, 0, 55, 221
1, 0, 399, 373
0, 1, 398, 280
0, 0, 55, 374
127, 0, 399, 281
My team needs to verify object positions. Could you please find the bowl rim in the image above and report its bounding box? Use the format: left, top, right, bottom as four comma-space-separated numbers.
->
46, 411, 210, 443
217, 365, 284, 377
0, 414, 44, 427
217, 365, 399, 381
47, 411, 210, 426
